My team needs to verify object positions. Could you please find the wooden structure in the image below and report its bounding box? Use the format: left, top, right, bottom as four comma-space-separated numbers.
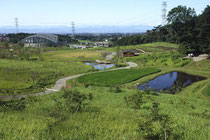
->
122, 49, 140, 57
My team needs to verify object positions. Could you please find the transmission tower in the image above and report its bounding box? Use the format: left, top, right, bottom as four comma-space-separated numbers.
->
71, 22, 75, 38
161, 1, 167, 26
15, 18, 19, 33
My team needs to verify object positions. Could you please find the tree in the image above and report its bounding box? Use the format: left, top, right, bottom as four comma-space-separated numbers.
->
167, 6, 196, 24
197, 5, 210, 54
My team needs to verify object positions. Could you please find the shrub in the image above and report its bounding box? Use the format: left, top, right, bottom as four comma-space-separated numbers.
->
62, 89, 92, 113
0, 98, 26, 111
137, 102, 182, 139
124, 91, 145, 109
114, 85, 122, 93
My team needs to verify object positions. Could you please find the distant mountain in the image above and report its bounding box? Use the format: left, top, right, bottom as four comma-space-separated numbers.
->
0, 25, 153, 34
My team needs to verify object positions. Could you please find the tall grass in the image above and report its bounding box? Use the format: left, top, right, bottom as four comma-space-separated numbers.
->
90, 42, 179, 52
0, 59, 92, 95
0, 87, 209, 139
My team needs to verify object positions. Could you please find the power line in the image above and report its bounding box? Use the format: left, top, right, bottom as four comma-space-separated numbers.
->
14, 17, 19, 33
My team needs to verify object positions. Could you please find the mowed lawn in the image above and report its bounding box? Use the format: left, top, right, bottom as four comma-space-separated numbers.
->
77, 68, 160, 86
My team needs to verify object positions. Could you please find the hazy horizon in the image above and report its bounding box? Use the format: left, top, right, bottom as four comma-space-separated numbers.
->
0, 0, 209, 27
0, 24, 153, 33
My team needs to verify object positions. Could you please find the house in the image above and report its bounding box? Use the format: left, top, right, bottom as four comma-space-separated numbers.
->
94, 42, 109, 47
122, 49, 140, 57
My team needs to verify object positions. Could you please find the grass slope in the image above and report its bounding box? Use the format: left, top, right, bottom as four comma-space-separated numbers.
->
204, 85, 210, 96
77, 68, 160, 86
0, 87, 209, 139
90, 42, 179, 52
42, 50, 103, 62
0, 59, 92, 95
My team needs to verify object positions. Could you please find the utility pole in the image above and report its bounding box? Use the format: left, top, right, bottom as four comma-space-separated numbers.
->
71, 22, 75, 38
161, 1, 167, 26
15, 17, 19, 33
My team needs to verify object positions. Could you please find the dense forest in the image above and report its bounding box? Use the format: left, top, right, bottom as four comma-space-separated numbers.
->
114, 5, 210, 55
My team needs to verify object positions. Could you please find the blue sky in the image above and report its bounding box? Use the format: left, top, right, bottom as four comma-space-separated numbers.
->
0, 0, 209, 27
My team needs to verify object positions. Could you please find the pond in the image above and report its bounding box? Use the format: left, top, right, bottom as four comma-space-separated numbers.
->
138, 71, 206, 94
85, 62, 115, 70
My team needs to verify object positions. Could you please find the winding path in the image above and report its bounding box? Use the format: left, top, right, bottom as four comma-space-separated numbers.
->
0, 53, 137, 100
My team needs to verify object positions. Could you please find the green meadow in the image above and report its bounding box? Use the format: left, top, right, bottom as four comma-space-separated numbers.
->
0, 42, 210, 139
0, 86, 210, 139
90, 42, 179, 52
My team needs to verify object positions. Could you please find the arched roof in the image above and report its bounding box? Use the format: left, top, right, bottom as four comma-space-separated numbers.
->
22, 34, 58, 43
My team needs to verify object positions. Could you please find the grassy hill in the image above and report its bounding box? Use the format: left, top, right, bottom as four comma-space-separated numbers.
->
0, 42, 209, 139
91, 42, 179, 52
0, 86, 209, 139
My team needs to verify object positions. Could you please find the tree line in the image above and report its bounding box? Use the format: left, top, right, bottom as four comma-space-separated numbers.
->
113, 5, 210, 55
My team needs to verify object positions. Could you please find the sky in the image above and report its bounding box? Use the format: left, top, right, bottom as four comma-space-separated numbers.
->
0, 0, 209, 27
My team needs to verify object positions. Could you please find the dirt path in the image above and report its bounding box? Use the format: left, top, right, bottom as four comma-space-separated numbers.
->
192, 54, 209, 62
183, 54, 209, 62
105, 52, 116, 60
0, 55, 138, 100
136, 48, 147, 53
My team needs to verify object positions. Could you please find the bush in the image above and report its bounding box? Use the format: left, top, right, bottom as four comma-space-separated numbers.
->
124, 91, 145, 109
114, 85, 122, 93
137, 102, 182, 139
0, 98, 26, 111
62, 89, 92, 113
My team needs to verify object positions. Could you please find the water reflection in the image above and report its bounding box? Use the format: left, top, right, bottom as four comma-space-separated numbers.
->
138, 71, 206, 94
85, 62, 115, 70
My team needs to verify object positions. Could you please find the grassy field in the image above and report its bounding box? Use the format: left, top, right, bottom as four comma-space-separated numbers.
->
0, 49, 108, 95
0, 42, 210, 139
0, 59, 92, 95
123, 51, 190, 68
90, 42, 179, 52
0, 86, 209, 139
77, 68, 160, 86
204, 85, 210, 96
78, 40, 97, 43
41, 50, 103, 62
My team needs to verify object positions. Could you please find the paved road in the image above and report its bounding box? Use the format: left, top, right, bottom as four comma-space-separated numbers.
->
0, 53, 138, 100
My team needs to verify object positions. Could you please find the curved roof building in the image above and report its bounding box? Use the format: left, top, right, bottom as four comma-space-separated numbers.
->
22, 34, 58, 47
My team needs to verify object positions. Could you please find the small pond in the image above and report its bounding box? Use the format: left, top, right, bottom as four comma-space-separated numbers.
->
138, 71, 206, 94
85, 62, 115, 70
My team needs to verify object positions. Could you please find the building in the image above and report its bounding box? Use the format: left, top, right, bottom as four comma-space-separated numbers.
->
122, 49, 140, 57
69, 44, 87, 49
94, 42, 110, 47
21, 34, 58, 47
0, 34, 9, 42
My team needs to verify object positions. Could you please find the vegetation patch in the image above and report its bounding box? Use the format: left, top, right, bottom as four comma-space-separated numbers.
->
124, 51, 190, 68
42, 50, 103, 62
0, 59, 92, 95
204, 85, 210, 96
77, 68, 160, 86
91, 42, 179, 52
0, 87, 210, 139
